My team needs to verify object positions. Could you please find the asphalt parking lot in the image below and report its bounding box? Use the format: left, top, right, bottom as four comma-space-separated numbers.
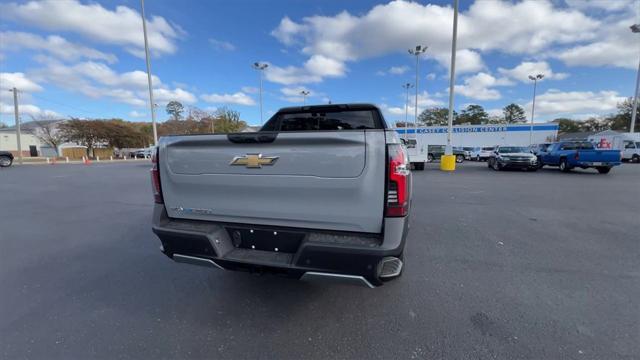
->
1, 161, 638, 360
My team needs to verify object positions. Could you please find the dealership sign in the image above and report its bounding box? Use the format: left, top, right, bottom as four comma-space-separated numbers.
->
396, 124, 559, 134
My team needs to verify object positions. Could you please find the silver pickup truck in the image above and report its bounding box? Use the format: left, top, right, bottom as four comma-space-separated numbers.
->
151, 104, 411, 287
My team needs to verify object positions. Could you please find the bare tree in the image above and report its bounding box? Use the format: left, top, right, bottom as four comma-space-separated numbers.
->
31, 115, 65, 154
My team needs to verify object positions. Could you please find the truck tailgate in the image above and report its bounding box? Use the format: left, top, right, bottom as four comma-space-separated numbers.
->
159, 131, 386, 233
579, 150, 621, 163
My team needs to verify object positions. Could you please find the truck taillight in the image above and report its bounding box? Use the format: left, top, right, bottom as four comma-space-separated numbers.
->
386, 144, 410, 217
150, 147, 163, 204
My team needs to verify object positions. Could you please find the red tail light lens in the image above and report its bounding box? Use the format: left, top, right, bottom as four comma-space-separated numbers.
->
386, 144, 410, 217
150, 147, 163, 204
574, 151, 579, 160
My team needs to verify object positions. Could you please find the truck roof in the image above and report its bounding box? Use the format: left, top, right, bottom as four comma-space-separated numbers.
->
276, 103, 381, 114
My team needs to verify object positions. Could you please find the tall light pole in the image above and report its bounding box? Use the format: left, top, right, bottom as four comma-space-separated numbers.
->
528, 73, 544, 146
408, 45, 427, 135
9, 88, 22, 165
402, 83, 413, 139
252, 62, 268, 124
300, 90, 310, 105
630, 24, 640, 133
140, 0, 157, 146
445, 0, 459, 156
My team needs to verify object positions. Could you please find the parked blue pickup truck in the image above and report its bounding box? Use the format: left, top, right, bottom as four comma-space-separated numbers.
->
538, 141, 621, 174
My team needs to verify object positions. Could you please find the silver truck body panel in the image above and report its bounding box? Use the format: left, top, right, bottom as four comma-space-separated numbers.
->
158, 130, 387, 233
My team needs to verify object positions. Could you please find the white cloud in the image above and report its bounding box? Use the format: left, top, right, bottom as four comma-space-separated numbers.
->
564, 0, 635, 12
263, 56, 346, 85
0, 102, 59, 117
270, 0, 604, 84
154, 88, 197, 105
0, 31, 117, 63
459, 0, 598, 54
528, 89, 626, 119
0, 0, 182, 57
486, 108, 504, 117
271, 16, 306, 45
454, 72, 513, 100
380, 90, 443, 121
432, 49, 485, 74
280, 86, 315, 103
129, 110, 147, 118
384, 105, 407, 116
304, 55, 346, 77
389, 65, 410, 75
209, 38, 236, 51
0, 72, 43, 92
498, 61, 569, 83
29, 58, 195, 107
426, 73, 437, 80
377, 65, 411, 76
555, 17, 638, 70
265, 64, 322, 85
201, 92, 256, 106
241, 86, 259, 94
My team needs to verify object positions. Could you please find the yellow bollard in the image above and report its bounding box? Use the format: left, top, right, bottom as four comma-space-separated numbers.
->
440, 155, 456, 171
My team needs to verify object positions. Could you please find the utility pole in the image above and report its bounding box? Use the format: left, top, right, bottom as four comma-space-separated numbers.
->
630, 24, 640, 133
446, 0, 458, 156
10, 88, 23, 165
140, 0, 158, 145
528, 74, 544, 145
402, 83, 413, 140
300, 90, 310, 105
408, 45, 427, 137
253, 62, 268, 124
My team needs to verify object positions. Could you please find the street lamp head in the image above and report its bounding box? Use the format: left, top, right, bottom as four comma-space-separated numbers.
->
528, 75, 536, 81
409, 45, 428, 56
408, 45, 428, 55
536, 74, 544, 80
402, 83, 414, 89
300, 90, 310, 96
253, 62, 268, 70
631, 24, 640, 33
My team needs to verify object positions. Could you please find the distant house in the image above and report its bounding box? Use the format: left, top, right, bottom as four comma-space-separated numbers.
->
0, 128, 43, 157
0, 119, 85, 157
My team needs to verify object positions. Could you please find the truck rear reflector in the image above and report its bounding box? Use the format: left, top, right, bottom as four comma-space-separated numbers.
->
150, 147, 163, 204
385, 144, 409, 217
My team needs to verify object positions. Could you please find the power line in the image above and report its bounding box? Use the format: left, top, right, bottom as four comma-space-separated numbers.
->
27, 93, 105, 118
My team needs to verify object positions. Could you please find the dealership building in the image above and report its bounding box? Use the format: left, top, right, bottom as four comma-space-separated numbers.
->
395, 123, 559, 147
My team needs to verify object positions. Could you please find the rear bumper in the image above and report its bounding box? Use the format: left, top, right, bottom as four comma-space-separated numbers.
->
575, 161, 620, 167
151, 204, 409, 287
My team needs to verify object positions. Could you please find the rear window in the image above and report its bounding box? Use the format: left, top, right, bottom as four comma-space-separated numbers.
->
277, 110, 377, 131
482, 147, 494, 151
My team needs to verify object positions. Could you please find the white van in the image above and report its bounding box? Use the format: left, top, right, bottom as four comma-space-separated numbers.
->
400, 137, 428, 170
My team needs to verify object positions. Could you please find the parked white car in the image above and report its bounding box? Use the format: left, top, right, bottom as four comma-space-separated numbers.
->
478, 146, 496, 161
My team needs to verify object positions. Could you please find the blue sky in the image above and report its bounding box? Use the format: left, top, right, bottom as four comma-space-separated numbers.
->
0, 0, 638, 126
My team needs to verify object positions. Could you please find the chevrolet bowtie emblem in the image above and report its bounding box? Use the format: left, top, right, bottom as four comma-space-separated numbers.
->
230, 154, 279, 168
